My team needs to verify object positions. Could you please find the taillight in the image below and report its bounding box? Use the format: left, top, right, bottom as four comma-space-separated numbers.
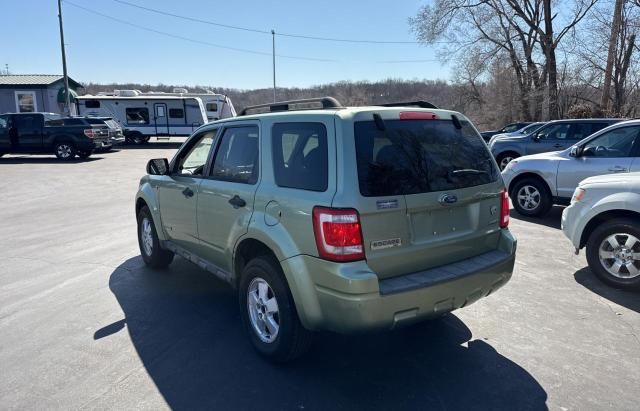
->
500, 190, 510, 229
84, 129, 96, 138
312, 207, 365, 262
399, 111, 438, 120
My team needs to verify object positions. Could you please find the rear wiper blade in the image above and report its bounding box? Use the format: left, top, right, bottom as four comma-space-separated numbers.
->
449, 168, 488, 176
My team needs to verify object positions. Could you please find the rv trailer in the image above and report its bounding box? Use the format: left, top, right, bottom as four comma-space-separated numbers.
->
76, 95, 207, 144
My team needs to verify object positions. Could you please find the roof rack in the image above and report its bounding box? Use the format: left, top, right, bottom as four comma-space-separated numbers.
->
378, 100, 438, 109
240, 96, 343, 116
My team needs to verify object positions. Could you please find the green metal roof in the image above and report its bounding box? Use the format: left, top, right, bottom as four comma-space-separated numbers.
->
0, 74, 82, 88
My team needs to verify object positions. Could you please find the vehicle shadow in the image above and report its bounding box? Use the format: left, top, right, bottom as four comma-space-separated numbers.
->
0, 156, 103, 164
97, 256, 548, 410
509, 205, 564, 230
574, 267, 640, 313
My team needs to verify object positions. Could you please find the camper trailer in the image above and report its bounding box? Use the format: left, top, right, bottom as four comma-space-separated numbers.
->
76, 95, 208, 144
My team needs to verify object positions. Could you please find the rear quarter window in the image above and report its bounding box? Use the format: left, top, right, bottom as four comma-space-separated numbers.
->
355, 118, 499, 196
272, 122, 328, 192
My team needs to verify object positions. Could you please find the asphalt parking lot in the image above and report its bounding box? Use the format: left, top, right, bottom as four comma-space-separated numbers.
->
1, 144, 638, 411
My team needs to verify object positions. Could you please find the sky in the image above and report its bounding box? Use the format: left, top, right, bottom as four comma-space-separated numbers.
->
1, 0, 450, 90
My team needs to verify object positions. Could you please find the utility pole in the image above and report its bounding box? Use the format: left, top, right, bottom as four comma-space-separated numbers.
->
272, 29, 276, 102
58, 0, 71, 116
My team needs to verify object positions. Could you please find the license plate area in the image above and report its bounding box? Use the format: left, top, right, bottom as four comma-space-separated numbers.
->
409, 205, 477, 243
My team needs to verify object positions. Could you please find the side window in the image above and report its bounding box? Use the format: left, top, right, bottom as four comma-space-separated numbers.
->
175, 130, 218, 176
14, 115, 39, 130
0, 115, 8, 129
538, 124, 570, 140
569, 123, 592, 141
169, 108, 184, 118
582, 126, 640, 158
85, 100, 100, 109
590, 123, 610, 134
210, 126, 259, 184
502, 124, 520, 133
125, 108, 149, 124
206, 103, 218, 112
272, 122, 328, 191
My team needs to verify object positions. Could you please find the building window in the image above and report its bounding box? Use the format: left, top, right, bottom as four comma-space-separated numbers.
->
169, 108, 184, 118
85, 100, 100, 108
15, 91, 37, 113
125, 107, 150, 124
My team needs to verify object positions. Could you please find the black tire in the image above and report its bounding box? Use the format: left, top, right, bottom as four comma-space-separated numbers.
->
54, 141, 77, 160
129, 132, 149, 145
77, 150, 92, 160
239, 256, 314, 362
137, 206, 174, 269
496, 152, 519, 171
586, 218, 640, 291
510, 177, 552, 217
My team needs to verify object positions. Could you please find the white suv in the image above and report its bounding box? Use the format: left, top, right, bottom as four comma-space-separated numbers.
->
562, 172, 640, 290
502, 120, 640, 217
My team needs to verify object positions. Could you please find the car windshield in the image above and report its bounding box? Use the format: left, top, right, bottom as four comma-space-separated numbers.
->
354, 118, 499, 196
520, 123, 545, 134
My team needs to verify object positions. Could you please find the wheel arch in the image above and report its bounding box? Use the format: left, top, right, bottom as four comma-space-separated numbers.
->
508, 172, 552, 198
580, 209, 640, 249
135, 183, 166, 241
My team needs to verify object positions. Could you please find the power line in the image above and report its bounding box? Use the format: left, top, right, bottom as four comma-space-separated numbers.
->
112, 0, 432, 45
65, 1, 441, 64
65, 1, 336, 62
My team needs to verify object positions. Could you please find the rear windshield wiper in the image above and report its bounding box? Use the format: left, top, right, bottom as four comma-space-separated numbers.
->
449, 168, 488, 176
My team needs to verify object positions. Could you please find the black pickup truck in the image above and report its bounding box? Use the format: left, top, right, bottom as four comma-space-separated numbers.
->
0, 112, 111, 160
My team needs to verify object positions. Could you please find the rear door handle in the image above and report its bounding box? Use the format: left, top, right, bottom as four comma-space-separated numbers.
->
228, 195, 246, 209
182, 187, 194, 198
608, 166, 628, 172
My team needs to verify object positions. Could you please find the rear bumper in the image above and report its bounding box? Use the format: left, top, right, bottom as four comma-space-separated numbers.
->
281, 230, 516, 333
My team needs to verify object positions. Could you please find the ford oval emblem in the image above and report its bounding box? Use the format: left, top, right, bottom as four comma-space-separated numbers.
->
439, 193, 458, 205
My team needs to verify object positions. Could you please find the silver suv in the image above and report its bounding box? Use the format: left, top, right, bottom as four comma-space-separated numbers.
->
490, 119, 620, 170
562, 172, 640, 290
502, 120, 640, 217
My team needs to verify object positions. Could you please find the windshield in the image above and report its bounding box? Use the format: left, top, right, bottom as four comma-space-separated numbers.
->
521, 122, 545, 134
354, 119, 499, 196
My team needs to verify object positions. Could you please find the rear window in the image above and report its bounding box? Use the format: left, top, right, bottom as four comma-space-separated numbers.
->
272, 122, 328, 192
354, 119, 499, 197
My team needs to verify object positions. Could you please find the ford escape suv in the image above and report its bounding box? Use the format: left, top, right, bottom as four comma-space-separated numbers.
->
135, 97, 517, 361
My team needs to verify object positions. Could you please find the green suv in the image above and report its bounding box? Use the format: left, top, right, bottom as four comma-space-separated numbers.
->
135, 97, 517, 361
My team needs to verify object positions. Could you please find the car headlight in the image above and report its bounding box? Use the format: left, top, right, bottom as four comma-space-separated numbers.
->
571, 187, 586, 203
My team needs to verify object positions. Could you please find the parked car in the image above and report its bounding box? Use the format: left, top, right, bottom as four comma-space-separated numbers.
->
562, 172, 640, 290
480, 122, 533, 142
0, 112, 111, 160
135, 97, 517, 361
490, 118, 621, 170
502, 119, 640, 217
487, 122, 547, 146
84, 117, 125, 148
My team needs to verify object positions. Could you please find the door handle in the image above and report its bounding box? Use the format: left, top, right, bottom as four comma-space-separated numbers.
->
608, 166, 628, 172
182, 187, 194, 198
228, 195, 246, 209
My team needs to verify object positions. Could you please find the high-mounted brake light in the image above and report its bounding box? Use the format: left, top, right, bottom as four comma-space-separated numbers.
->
83, 129, 96, 138
399, 111, 438, 120
312, 207, 365, 262
500, 190, 510, 229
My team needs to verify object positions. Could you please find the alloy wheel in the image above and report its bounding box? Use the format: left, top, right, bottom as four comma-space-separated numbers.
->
141, 217, 153, 256
57, 144, 72, 159
517, 185, 541, 211
598, 233, 640, 279
499, 156, 514, 170
247, 277, 280, 343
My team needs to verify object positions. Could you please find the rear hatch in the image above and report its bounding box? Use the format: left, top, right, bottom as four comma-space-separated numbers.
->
352, 111, 505, 279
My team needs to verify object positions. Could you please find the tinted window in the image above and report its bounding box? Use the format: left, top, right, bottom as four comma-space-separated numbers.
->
502, 124, 521, 133
272, 123, 328, 192
210, 126, 259, 184
590, 123, 610, 134
0, 115, 7, 129
14, 115, 39, 129
569, 123, 592, 141
582, 126, 639, 158
169, 108, 184, 118
85, 100, 100, 108
175, 130, 217, 176
206, 103, 218, 112
355, 119, 499, 196
62, 118, 86, 126
126, 108, 149, 124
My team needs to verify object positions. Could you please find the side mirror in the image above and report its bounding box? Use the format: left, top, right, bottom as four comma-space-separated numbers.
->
147, 158, 170, 175
569, 146, 581, 158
